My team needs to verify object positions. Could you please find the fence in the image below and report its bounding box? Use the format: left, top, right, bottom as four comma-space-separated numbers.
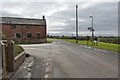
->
0, 40, 25, 78
0, 41, 3, 79
0, 41, 6, 78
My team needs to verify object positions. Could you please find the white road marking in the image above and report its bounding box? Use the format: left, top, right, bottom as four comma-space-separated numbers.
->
25, 57, 34, 78
28, 61, 34, 68
44, 59, 53, 78
46, 67, 52, 74
25, 72, 31, 78
28, 68, 31, 72
23, 48, 36, 49
20, 44, 51, 47
44, 74, 52, 78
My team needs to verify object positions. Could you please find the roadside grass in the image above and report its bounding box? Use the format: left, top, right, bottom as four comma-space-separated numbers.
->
58, 39, 120, 53
47, 38, 52, 43
4, 43, 24, 57
14, 44, 24, 57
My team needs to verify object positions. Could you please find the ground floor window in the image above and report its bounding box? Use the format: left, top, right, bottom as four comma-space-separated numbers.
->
27, 33, 32, 38
36, 33, 40, 39
16, 33, 21, 38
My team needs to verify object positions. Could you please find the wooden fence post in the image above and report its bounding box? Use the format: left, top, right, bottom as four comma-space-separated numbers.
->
0, 41, 2, 79
0, 41, 6, 78
7, 40, 15, 72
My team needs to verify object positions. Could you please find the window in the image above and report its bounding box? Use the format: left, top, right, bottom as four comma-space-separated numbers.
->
26, 25, 29, 28
16, 33, 21, 38
11, 25, 16, 29
27, 33, 32, 38
36, 33, 40, 39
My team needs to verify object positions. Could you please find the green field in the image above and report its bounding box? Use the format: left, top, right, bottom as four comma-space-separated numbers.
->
58, 39, 120, 53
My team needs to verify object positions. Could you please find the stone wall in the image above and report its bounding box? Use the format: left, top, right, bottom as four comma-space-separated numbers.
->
14, 52, 25, 70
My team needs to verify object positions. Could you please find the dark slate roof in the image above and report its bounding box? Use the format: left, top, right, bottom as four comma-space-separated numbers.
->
0, 17, 46, 26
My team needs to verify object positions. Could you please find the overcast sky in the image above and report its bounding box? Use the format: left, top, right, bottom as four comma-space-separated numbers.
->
0, 0, 119, 36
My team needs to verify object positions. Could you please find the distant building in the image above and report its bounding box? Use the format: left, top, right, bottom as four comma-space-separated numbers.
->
0, 16, 47, 43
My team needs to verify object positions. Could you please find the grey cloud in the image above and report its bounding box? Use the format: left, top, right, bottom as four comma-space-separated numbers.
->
1, 2, 118, 36
49, 2, 118, 35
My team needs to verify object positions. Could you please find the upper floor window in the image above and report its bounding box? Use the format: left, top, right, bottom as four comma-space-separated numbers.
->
11, 25, 16, 29
26, 25, 29, 28
27, 33, 32, 38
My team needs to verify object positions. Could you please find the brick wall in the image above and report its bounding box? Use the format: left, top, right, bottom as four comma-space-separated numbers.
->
0, 24, 2, 40
2, 24, 46, 42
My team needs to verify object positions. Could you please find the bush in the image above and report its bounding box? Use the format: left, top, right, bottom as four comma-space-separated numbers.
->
2, 33, 6, 39
98, 38, 119, 44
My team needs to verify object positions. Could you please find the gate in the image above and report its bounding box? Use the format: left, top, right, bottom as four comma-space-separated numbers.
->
0, 41, 2, 79
0, 41, 7, 78
0, 40, 15, 78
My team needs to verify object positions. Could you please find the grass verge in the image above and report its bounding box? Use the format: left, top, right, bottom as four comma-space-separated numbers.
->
14, 44, 24, 57
47, 38, 52, 43
4, 43, 24, 57
58, 39, 120, 53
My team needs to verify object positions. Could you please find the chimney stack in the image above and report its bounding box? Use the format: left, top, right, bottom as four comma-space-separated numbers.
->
43, 15, 45, 20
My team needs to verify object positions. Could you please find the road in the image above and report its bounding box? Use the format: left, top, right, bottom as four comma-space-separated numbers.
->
12, 39, 118, 78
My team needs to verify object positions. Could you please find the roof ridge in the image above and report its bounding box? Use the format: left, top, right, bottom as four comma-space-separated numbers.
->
1, 17, 44, 20
1, 17, 46, 26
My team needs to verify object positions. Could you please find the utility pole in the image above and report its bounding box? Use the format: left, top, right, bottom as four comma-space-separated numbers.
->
76, 5, 78, 43
90, 16, 94, 45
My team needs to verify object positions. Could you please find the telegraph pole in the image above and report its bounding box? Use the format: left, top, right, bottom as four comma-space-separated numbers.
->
90, 16, 94, 45
76, 5, 78, 43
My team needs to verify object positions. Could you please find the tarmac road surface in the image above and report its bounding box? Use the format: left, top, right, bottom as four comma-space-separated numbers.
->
11, 39, 118, 78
